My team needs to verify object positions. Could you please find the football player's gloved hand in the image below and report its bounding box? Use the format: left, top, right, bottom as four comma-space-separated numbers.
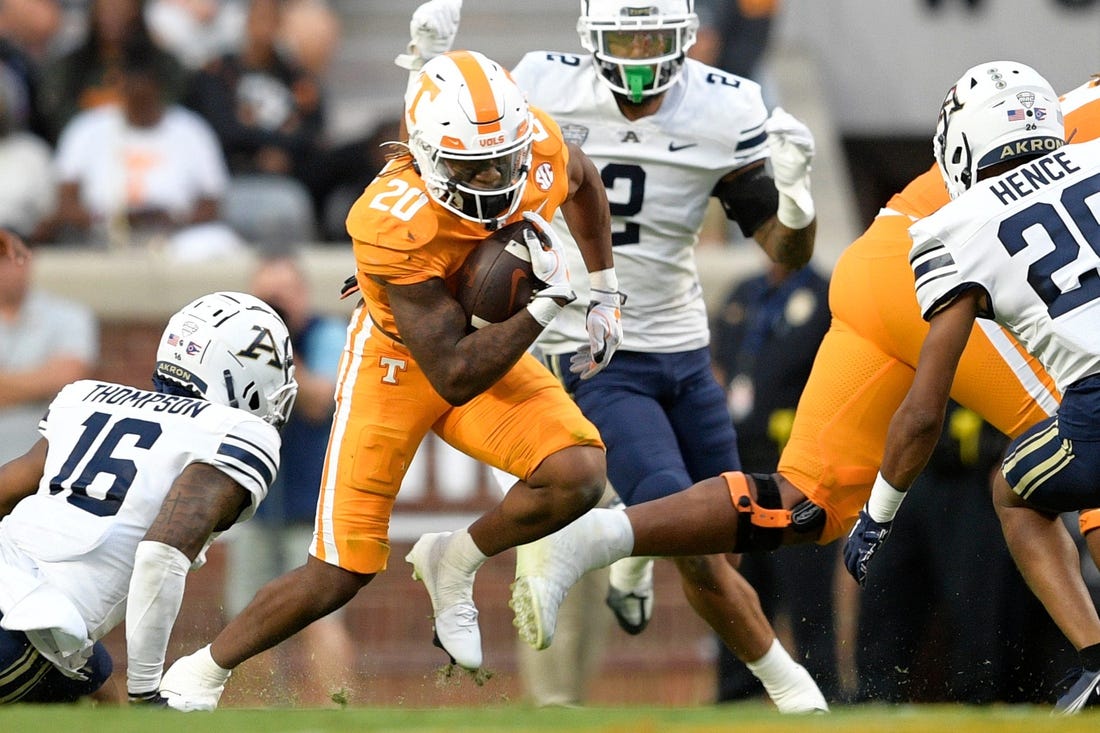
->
158, 645, 231, 712
843, 507, 891, 587
394, 0, 462, 71
128, 690, 170, 707
570, 274, 625, 380
522, 210, 576, 326
765, 106, 816, 229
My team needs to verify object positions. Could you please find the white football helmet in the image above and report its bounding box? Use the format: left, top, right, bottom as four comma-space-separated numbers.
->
405, 50, 533, 228
154, 292, 298, 427
934, 60, 1065, 199
577, 0, 698, 103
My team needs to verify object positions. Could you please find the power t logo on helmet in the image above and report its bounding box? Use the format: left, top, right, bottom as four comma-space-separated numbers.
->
577, 0, 698, 104
405, 50, 534, 229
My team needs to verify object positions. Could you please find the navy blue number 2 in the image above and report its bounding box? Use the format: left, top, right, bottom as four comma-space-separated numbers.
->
48, 412, 163, 516
601, 163, 646, 246
998, 171, 1100, 319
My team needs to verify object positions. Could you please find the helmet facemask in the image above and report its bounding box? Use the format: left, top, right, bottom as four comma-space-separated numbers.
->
577, 0, 699, 103
934, 61, 1065, 199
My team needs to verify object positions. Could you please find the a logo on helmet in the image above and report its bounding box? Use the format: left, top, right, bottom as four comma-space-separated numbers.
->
237, 325, 285, 368
1017, 91, 1035, 108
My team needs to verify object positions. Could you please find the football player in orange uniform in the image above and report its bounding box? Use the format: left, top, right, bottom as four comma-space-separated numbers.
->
157, 49, 623, 709
504, 73, 1100, 655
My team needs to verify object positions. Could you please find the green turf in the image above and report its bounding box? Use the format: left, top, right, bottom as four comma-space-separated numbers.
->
3, 703, 1100, 733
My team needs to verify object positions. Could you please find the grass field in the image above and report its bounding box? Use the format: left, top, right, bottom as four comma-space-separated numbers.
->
3, 702, 1099, 733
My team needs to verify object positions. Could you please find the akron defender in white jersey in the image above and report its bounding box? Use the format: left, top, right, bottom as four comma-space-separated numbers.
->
0, 291, 295, 705
2, 380, 279, 647
848, 62, 1100, 715
513, 52, 771, 354
910, 140, 1100, 394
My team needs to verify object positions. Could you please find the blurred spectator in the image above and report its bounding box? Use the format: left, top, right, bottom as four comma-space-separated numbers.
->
854, 404, 1077, 704
37, 0, 189, 144
145, 0, 247, 70
0, 245, 98, 464
279, 0, 339, 78
0, 89, 56, 240
183, 0, 320, 244
0, 0, 59, 140
185, 0, 395, 243
710, 261, 839, 703
44, 40, 245, 261
0, 0, 62, 60
222, 251, 355, 704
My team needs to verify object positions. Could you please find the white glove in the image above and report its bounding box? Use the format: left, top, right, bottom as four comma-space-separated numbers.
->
159, 645, 231, 712
570, 272, 624, 380
765, 106, 815, 229
522, 210, 576, 326
394, 0, 462, 71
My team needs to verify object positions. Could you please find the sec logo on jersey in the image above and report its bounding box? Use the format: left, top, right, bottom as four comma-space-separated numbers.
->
534, 162, 554, 191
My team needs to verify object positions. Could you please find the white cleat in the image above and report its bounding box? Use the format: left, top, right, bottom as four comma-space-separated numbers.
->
510, 511, 617, 651
159, 645, 231, 712
406, 531, 483, 670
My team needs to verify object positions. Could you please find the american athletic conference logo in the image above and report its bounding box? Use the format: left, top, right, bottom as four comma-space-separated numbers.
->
534, 162, 554, 191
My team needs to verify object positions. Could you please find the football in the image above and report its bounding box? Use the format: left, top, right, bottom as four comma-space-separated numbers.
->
453, 220, 548, 329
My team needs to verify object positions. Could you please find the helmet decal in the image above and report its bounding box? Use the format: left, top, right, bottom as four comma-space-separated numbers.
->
405, 50, 534, 228
933, 61, 1064, 199
154, 292, 298, 427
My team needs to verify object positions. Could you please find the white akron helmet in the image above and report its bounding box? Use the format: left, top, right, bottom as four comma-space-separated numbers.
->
577, 0, 699, 103
405, 50, 533, 228
154, 292, 298, 427
934, 60, 1065, 199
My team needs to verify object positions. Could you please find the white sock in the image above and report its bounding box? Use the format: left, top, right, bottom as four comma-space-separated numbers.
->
745, 638, 800, 692
449, 528, 488, 575
609, 555, 652, 591
598, 508, 635, 567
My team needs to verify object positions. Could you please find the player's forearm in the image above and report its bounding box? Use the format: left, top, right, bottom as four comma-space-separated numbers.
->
758, 215, 816, 270
879, 404, 944, 491
561, 152, 614, 274
125, 541, 190, 695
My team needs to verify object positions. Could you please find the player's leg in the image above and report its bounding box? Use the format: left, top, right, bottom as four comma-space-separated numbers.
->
164, 324, 436, 704
436, 353, 606, 555
0, 627, 113, 704
417, 352, 605, 662
995, 412, 1100, 713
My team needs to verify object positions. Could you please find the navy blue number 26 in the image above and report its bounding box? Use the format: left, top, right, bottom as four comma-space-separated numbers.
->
48, 412, 163, 516
998, 171, 1100, 319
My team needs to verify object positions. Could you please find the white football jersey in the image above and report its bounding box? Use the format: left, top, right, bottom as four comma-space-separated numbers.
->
0, 380, 280, 641
910, 139, 1100, 392
512, 53, 770, 353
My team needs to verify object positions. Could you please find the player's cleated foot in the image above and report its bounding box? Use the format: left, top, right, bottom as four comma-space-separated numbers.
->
606, 556, 654, 635
767, 662, 829, 714
406, 531, 482, 670
511, 512, 615, 650
1054, 668, 1100, 715
159, 644, 231, 712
